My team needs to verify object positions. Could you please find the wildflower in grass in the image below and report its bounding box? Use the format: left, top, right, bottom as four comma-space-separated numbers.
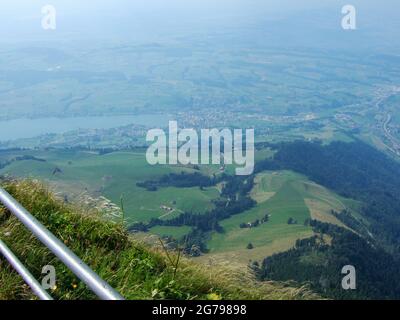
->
207, 293, 221, 300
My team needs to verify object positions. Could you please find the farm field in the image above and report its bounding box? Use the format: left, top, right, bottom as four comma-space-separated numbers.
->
203, 170, 354, 265
0, 150, 221, 224
0, 149, 361, 262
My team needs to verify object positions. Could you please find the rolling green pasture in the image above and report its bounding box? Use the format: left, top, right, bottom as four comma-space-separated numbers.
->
207, 172, 312, 253
148, 226, 192, 240
1, 149, 359, 261
204, 170, 353, 264
0, 150, 220, 225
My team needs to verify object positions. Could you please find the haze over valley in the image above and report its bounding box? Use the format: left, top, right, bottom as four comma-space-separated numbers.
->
1, 0, 400, 299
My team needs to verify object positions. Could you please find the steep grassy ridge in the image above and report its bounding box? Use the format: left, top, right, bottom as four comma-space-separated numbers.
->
0, 179, 317, 300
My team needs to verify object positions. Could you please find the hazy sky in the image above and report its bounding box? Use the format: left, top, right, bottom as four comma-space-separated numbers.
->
0, 1, 399, 53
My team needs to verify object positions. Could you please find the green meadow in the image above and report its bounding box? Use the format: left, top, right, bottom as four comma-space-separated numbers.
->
204, 170, 352, 264
0, 150, 357, 261
0, 150, 220, 226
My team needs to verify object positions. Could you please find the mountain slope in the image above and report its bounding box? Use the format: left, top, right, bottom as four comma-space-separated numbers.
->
0, 179, 317, 300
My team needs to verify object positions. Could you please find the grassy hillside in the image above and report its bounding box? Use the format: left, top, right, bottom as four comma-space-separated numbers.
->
0, 179, 317, 300
1, 149, 363, 264
202, 170, 357, 266
0, 150, 221, 226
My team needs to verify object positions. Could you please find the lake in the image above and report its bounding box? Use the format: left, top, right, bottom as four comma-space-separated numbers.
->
0, 114, 168, 141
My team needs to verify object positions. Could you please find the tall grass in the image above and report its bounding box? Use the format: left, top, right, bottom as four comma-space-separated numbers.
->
0, 179, 318, 300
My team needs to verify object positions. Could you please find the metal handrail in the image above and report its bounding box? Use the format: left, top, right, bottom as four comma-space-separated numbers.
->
0, 239, 53, 300
0, 187, 124, 300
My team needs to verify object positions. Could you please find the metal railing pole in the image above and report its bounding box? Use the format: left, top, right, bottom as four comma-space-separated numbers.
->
0, 239, 53, 300
0, 187, 124, 300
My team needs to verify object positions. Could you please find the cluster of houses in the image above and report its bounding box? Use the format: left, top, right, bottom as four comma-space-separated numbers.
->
160, 205, 174, 212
